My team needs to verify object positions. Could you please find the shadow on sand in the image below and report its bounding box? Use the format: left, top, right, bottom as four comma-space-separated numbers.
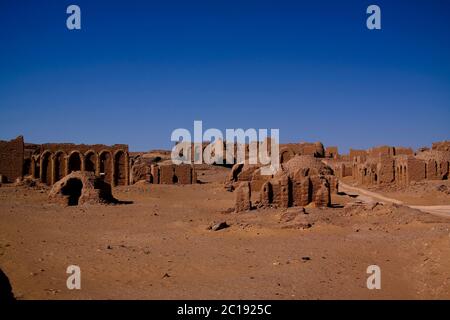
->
0, 268, 15, 301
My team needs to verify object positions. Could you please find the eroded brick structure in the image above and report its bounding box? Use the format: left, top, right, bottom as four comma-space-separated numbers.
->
148, 163, 197, 185
31, 143, 129, 186
234, 155, 336, 212
0, 136, 24, 183
0, 136, 130, 187
351, 143, 449, 187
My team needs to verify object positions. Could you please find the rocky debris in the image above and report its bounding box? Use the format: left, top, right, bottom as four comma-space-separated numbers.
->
279, 208, 313, 229
208, 221, 230, 231
48, 171, 116, 206
14, 176, 44, 189
301, 256, 311, 261
367, 201, 380, 210
436, 184, 450, 195
219, 207, 235, 214
344, 201, 382, 212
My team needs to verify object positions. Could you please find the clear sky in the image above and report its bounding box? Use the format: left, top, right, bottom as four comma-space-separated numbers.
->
0, 0, 449, 152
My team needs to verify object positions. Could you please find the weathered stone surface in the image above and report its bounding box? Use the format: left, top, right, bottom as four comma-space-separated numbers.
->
48, 171, 115, 206
235, 182, 252, 212
209, 221, 230, 231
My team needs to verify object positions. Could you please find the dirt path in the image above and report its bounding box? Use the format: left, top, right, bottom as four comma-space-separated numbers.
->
339, 182, 450, 218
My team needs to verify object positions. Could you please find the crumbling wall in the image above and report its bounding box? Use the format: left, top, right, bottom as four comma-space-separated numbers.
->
0, 136, 24, 182
153, 164, 196, 185
325, 146, 338, 159
349, 149, 367, 161
235, 182, 252, 212
34, 144, 129, 186
236, 155, 334, 212
432, 141, 450, 152
48, 171, 115, 206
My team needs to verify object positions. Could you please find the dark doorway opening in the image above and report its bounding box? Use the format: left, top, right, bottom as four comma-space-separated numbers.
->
172, 175, 179, 183
85, 153, 96, 173
61, 178, 83, 206
68, 153, 82, 173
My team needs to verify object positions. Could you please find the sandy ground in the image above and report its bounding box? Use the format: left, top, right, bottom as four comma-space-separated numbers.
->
1, 166, 450, 300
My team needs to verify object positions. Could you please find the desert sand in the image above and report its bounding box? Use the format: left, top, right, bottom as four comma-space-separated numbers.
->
1, 165, 449, 300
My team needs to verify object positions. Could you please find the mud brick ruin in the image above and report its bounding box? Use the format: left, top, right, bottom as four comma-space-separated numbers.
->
48, 171, 116, 206
350, 145, 449, 187
1, 136, 449, 210
230, 142, 337, 212
149, 163, 197, 184
0, 136, 129, 187
233, 155, 336, 212
0, 136, 24, 183
231, 140, 450, 213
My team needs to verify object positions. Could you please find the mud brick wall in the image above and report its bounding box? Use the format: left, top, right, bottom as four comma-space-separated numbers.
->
159, 165, 175, 184
349, 149, 367, 160
394, 147, 413, 156
377, 156, 395, 184
39, 143, 128, 154
174, 164, 192, 184
0, 136, 24, 182
438, 161, 449, 179
432, 141, 450, 152
291, 177, 311, 206
235, 182, 251, 212
325, 146, 338, 158
407, 158, 426, 183
151, 165, 160, 184
368, 146, 394, 157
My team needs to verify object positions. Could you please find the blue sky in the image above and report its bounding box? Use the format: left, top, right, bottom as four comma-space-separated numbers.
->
0, 0, 449, 152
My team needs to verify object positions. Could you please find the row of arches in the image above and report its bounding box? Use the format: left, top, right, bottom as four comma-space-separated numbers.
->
31, 149, 129, 186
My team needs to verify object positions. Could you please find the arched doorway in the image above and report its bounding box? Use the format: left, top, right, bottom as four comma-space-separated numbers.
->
23, 158, 31, 176
40, 152, 52, 185
54, 152, 66, 183
114, 151, 126, 186
68, 152, 82, 173
61, 178, 83, 206
32, 157, 40, 179
84, 152, 96, 173
99, 151, 112, 184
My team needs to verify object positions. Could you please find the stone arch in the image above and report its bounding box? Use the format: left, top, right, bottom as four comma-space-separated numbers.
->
40, 151, 53, 185
440, 161, 449, 180
443, 161, 449, 180
262, 181, 273, 205
31, 156, 40, 179
230, 163, 244, 181
23, 158, 31, 176
99, 150, 112, 184
114, 150, 127, 186
54, 151, 67, 183
68, 151, 82, 173
84, 150, 97, 173
279, 147, 295, 164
